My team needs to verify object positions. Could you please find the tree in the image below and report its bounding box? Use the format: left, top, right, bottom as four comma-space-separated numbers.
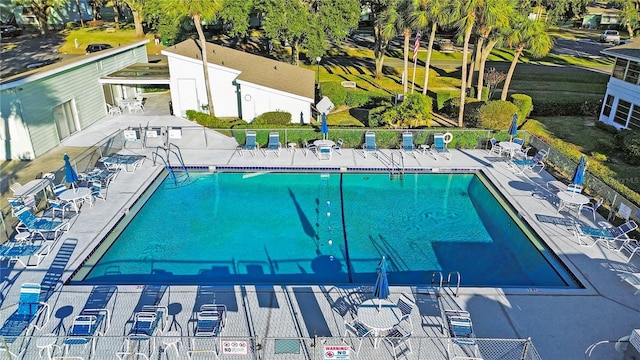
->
362, 0, 393, 78
617, 0, 640, 38
414, 0, 450, 96
484, 67, 506, 99
14, 0, 66, 36
382, 0, 416, 96
258, 0, 359, 65
160, 0, 225, 116
122, 0, 146, 37
87, 0, 105, 21
501, 16, 552, 100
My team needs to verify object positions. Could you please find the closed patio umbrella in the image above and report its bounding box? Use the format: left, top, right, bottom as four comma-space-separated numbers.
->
572, 155, 587, 186
321, 113, 328, 140
372, 256, 390, 310
64, 153, 79, 189
508, 114, 518, 142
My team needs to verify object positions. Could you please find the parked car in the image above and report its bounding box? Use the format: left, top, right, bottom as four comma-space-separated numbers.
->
599, 30, 620, 44
0, 25, 22, 38
85, 43, 113, 54
434, 39, 454, 53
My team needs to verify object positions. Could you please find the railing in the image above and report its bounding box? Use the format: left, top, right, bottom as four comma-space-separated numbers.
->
0, 334, 541, 360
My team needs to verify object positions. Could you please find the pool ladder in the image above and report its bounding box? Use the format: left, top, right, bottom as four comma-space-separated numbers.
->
152, 143, 190, 185
431, 271, 461, 297
389, 152, 405, 180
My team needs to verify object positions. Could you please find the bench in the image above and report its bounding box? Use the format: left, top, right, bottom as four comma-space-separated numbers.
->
341, 81, 356, 88
106, 27, 115, 33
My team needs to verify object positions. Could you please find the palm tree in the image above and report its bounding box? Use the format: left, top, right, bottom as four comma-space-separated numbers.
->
619, 0, 640, 39
166, 0, 224, 116
450, 0, 480, 128
500, 16, 552, 101
413, 0, 450, 96
383, 0, 417, 96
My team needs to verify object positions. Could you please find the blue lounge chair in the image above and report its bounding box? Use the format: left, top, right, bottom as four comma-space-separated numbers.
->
265, 132, 281, 157
99, 154, 145, 173
510, 149, 547, 174
117, 305, 167, 360
0, 241, 51, 268
15, 207, 70, 241
64, 309, 111, 358
0, 283, 51, 343
189, 304, 227, 359
237, 130, 259, 157
574, 220, 638, 249
445, 310, 479, 358
362, 131, 378, 158
430, 133, 452, 160
332, 138, 344, 156
401, 132, 416, 158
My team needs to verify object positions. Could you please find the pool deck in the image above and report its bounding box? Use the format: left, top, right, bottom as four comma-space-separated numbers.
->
2, 114, 639, 359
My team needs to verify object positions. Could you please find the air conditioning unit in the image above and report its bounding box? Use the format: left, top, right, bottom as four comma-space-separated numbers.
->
623, 329, 640, 360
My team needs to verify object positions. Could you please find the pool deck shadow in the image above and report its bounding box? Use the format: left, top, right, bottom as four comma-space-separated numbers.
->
1, 119, 639, 359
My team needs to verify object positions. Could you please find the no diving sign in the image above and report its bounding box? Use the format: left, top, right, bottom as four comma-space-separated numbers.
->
324, 345, 350, 359
222, 340, 249, 355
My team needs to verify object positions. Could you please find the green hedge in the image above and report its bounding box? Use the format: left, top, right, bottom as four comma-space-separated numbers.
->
252, 111, 293, 125
185, 110, 246, 128
435, 89, 460, 110
477, 101, 519, 130
510, 94, 533, 121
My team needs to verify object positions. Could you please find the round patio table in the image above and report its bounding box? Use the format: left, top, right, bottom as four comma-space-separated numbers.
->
356, 299, 402, 348
59, 187, 92, 212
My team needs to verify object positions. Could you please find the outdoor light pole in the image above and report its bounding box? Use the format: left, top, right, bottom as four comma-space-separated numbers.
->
316, 56, 321, 88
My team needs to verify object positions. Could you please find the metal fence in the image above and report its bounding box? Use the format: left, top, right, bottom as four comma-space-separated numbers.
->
0, 334, 540, 360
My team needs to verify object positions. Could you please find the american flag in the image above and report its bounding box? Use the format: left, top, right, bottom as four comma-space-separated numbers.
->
413, 31, 421, 62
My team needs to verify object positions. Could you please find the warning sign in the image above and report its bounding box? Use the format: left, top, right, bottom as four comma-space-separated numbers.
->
324, 345, 349, 359
221, 340, 249, 355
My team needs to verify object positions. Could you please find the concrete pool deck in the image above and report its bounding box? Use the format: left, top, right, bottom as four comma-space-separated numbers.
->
1, 114, 639, 359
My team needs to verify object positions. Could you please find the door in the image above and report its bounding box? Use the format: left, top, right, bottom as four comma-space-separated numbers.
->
177, 78, 199, 116
52, 100, 79, 141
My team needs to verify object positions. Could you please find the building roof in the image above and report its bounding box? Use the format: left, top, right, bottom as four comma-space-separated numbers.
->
601, 38, 640, 61
0, 40, 149, 91
162, 39, 315, 100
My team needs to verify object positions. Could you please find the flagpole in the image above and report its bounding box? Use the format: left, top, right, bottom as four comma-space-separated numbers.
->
411, 57, 418, 93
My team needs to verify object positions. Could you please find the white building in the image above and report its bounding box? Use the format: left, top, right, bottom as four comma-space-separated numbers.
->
599, 39, 640, 130
162, 40, 315, 123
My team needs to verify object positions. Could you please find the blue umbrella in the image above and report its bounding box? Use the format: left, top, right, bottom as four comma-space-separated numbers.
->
321, 113, 328, 140
64, 153, 78, 188
508, 113, 518, 142
373, 256, 390, 309
572, 155, 587, 186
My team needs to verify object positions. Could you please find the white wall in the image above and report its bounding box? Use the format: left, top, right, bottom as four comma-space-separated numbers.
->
599, 77, 640, 128
238, 81, 312, 124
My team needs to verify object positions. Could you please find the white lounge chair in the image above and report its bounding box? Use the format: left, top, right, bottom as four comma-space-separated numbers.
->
189, 304, 226, 359
362, 131, 378, 158
15, 207, 70, 241
510, 149, 547, 174
430, 133, 452, 160
445, 310, 479, 359
237, 131, 259, 157
573, 220, 638, 249
117, 305, 167, 360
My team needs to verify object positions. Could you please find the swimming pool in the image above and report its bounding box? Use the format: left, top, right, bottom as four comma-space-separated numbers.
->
71, 171, 579, 288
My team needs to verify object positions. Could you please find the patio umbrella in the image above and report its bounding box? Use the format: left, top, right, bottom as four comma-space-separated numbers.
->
321, 113, 328, 140
64, 153, 78, 189
572, 155, 587, 186
372, 256, 390, 310
508, 113, 518, 142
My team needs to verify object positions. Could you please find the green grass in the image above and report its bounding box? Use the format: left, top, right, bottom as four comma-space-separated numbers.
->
58, 27, 161, 55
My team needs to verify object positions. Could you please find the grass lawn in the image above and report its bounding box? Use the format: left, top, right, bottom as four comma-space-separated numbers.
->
58, 27, 162, 55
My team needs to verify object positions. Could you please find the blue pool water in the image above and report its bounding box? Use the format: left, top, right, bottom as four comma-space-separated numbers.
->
77, 172, 577, 287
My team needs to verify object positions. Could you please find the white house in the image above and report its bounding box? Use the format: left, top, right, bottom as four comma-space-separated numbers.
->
599, 39, 640, 130
161, 40, 315, 123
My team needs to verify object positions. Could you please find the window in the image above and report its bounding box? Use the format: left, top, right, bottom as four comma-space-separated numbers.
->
613, 58, 627, 80
52, 100, 78, 141
625, 62, 640, 85
602, 95, 614, 117
629, 105, 640, 130
613, 99, 631, 127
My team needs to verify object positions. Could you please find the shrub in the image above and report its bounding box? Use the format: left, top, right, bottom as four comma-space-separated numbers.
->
345, 90, 371, 107
383, 93, 433, 128
477, 101, 519, 130
367, 106, 388, 127
252, 111, 292, 125
580, 99, 602, 117
621, 131, 640, 165
591, 152, 607, 161
320, 82, 347, 106
185, 110, 245, 128
468, 86, 489, 101
510, 94, 533, 121
435, 89, 459, 110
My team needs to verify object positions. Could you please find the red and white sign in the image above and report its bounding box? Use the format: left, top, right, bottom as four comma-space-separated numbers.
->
324, 345, 349, 359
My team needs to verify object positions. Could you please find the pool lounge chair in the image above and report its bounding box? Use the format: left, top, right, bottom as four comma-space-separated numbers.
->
362, 131, 378, 158
509, 149, 547, 174
15, 207, 70, 241
0, 283, 51, 343
430, 133, 451, 160
332, 138, 344, 155
63, 309, 111, 358
401, 132, 416, 158
573, 220, 638, 249
445, 310, 479, 359
618, 271, 640, 295
99, 154, 145, 173
621, 240, 640, 263
0, 241, 51, 268
189, 304, 227, 359
237, 130, 259, 157
265, 132, 281, 157
117, 305, 167, 360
